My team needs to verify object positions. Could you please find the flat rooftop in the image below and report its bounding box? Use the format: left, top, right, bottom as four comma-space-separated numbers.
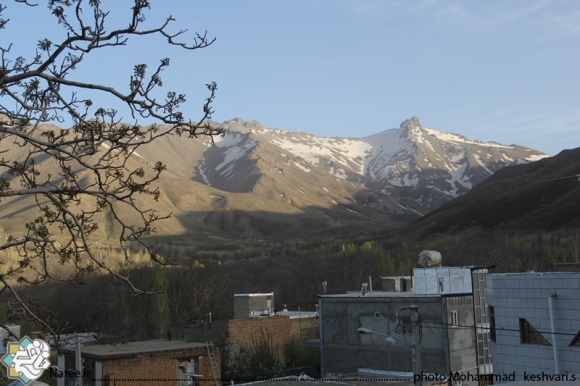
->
234, 293, 274, 297
275, 310, 317, 318
490, 272, 580, 278
62, 339, 207, 360
319, 291, 441, 298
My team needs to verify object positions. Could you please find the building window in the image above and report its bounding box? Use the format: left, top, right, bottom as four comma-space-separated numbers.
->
374, 312, 380, 319
489, 306, 496, 342
569, 330, 580, 347
451, 311, 459, 326
520, 318, 550, 345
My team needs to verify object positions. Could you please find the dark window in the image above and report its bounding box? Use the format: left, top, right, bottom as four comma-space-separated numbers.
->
489, 306, 496, 342
103, 374, 116, 386
569, 331, 580, 347
520, 318, 550, 345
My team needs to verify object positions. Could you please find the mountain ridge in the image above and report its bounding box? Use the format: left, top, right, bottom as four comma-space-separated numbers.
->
208, 117, 547, 209
0, 117, 549, 244
391, 146, 580, 242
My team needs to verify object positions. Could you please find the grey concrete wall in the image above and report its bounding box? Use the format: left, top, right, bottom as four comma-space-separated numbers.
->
414, 267, 472, 295
320, 295, 446, 376
446, 295, 478, 382
233, 294, 274, 319
233, 296, 251, 319
487, 273, 580, 382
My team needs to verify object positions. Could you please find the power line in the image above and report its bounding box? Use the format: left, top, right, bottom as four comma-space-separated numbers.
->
422, 320, 578, 337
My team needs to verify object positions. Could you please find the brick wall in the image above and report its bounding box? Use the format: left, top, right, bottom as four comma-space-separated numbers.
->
290, 316, 319, 340
184, 316, 318, 365
100, 346, 220, 386
183, 320, 230, 349
228, 317, 292, 361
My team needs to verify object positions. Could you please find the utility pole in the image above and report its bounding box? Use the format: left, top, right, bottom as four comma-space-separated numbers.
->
75, 333, 82, 386
410, 305, 422, 386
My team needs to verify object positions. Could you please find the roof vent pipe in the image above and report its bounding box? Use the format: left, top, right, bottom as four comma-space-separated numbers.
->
548, 293, 560, 375
361, 283, 368, 296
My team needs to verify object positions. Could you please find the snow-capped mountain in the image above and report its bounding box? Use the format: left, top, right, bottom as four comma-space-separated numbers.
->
201, 117, 547, 209
0, 117, 549, 243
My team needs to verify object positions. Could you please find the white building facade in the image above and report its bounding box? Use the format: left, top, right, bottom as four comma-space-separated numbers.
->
486, 272, 580, 382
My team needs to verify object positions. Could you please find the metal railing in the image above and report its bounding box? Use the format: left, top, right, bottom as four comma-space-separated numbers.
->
300, 327, 319, 341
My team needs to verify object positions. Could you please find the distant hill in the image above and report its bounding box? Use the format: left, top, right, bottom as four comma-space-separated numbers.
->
0, 117, 548, 244
393, 147, 580, 241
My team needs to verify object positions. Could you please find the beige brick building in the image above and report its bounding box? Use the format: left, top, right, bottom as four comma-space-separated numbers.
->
57, 339, 220, 386
184, 311, 318, 364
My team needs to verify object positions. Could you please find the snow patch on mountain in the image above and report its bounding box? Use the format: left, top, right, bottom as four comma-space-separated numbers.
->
269, 135, 370, 172
329, 165, 348, 180
293, 162, 311, 173
214, 133, 258, 176
198, 162, 211, 186
218, 117, 548, 209
473, 154, 493, 174
424, 128, 515, 149
525, 154, 549, 162
347, 208, 364, 216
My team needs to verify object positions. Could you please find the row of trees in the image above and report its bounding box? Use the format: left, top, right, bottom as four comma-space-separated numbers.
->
4, 230, 579, 343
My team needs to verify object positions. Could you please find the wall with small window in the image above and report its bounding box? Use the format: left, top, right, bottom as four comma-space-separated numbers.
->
487, 272, 580, 381
446, 295, 477, 382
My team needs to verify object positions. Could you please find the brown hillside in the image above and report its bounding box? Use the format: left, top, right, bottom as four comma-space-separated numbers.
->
394, 147, 580, 241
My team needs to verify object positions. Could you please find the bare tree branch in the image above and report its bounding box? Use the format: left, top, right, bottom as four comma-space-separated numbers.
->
0, 0, 224, 334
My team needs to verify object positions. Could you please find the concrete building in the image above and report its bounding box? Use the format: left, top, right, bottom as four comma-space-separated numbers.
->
233, 293, 274, 319
486, 272, 580, 382
380, 276, 412, 292
317, 266, 492, 383
56, 339, 220, 386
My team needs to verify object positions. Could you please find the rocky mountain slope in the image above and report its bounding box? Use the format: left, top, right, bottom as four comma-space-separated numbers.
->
392, 147, 580, 241
0, 117, 548, 244
205, 117, 547, 209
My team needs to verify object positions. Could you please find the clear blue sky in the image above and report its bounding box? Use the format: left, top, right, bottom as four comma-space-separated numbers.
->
4, 0, 580, 155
